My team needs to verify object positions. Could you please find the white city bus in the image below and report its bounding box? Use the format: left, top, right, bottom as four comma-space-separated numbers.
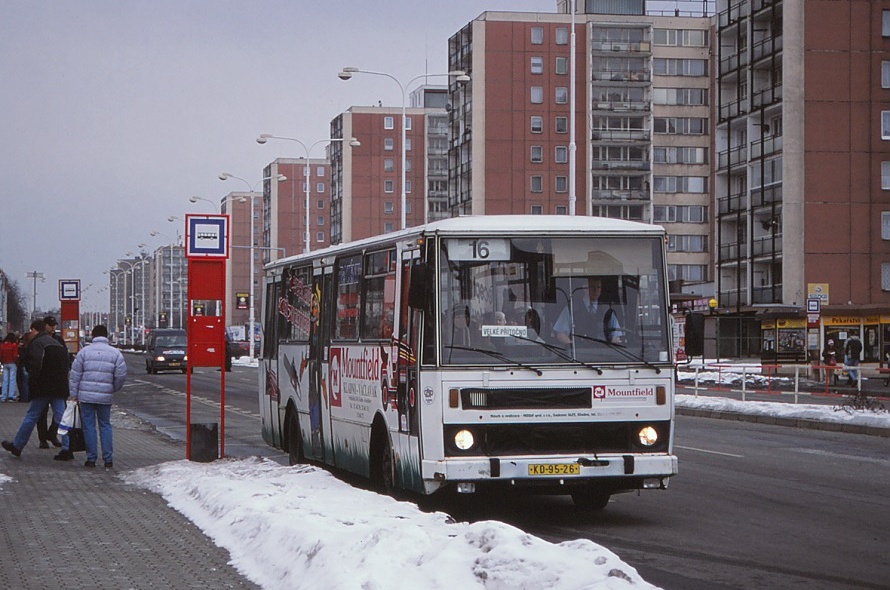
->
259, 216, 677, 508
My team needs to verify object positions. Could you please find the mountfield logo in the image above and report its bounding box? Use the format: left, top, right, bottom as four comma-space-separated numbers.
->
593, 385, 655, 400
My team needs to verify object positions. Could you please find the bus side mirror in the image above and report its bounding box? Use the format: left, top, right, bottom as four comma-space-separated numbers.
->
685, 312, 705, 357
408, 262, 432, 309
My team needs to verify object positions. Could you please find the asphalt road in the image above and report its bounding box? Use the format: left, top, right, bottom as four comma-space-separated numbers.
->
116, 352, 890, 590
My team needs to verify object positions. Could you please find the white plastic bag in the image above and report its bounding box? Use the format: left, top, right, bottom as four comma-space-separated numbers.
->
57, 400, 81, 436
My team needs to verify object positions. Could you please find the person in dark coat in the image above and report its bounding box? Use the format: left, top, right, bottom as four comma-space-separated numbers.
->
2, 320, 69, 457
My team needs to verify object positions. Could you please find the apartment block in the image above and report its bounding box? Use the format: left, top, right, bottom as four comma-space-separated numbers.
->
221, 191, 257, 328
715, 0, 890, 361
446, 6, 711, 291
330, 100, 446, 242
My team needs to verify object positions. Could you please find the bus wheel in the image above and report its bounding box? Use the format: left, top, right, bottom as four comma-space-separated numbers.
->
286, 411, 304, 466
372, 433, 395, 495
570, 488, 610, 511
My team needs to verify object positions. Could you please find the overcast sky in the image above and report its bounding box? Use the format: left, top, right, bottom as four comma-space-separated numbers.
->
0, 0, 686, 315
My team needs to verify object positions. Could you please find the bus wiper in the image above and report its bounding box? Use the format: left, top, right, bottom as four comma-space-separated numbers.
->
444, 345, 543, 376
569, 333, 662, 374
509, 335, 603, 375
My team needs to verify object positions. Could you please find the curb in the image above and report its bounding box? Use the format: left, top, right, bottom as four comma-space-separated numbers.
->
676, 407, 890, 438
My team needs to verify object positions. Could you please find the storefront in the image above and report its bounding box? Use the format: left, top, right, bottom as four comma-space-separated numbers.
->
822, 315, 883, 364
760, 317, 807, 363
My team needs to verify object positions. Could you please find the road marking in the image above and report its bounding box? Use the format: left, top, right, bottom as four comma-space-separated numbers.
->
676, 445, 744, 458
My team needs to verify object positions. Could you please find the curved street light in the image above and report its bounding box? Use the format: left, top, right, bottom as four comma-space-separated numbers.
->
338, 67, 469, 229
218, 172, 287, 362
256, 134, 360, 254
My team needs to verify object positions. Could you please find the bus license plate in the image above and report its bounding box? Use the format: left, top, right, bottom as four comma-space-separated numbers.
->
528, 463, 580, 476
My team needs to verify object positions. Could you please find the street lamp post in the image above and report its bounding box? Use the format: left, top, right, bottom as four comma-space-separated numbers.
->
256, 134, 360, 253
118, 256, 147, 347
218, 172, 287, 362
338, 67, 469, 229
150, 230, 180, 329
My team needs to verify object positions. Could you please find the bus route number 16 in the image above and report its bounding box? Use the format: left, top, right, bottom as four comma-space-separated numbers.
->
450, 238, 510, 261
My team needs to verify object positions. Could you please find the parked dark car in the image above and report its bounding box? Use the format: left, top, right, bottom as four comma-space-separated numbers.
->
145, 329, 188, 374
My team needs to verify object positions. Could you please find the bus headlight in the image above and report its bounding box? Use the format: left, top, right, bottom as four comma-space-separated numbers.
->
454, 429, 475, 451
637, 426, 658, 447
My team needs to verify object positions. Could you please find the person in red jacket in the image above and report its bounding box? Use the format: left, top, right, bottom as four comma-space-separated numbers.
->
1, 333, 19, 401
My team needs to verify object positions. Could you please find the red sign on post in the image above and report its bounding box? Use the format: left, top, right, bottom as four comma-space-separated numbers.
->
185, 215, 229, 461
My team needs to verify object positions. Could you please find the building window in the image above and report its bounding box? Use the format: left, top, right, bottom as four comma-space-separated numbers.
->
531, 116, 543, 133
531, 86, 544, 104
384, 180, 394, 193
317, 167, 325, 177
530, 146, 543, 163
384, 116, 394, 129
555, 57, 568, 75
384, 222, 394, 233
384, 137, 394, 150
405, 159, 411, 172
881, 112, 890, 139
555, 176, 568, 193
316, 182, 324, 193
531, 26, 543, 44
555, 87, 568, 104
317, 199, 325, 209
653, 58, 707, 76
556, 27, 568, 45
405, 138, 412, 151
531, 205, 543, 215
405, 179, 412, 193
531, 56, 544, 74
384, 201, 394, 214
530, 176, 543, 193
884, 163, 890, 189
317, 215, 324, 226
883, 262, 890, 290
555, 205, 567, 215
384, 159, 394, 172
555, 116, 568, 133
317, 232, 324, 243
405, 116, 412, 130
554, 146, 568, 163
883, 11, 890, 37
882, 213, 890, 239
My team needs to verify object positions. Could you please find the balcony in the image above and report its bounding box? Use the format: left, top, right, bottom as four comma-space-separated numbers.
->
753, 284, 783, 304
590, 189, 648, 201
591, 70, 651, 82
752, 184, 782, 207
752, 34, 783, 62
592, 101, 650, 112
719, 98, 749, 121
592, 160, 650, 172
589, 41, 651, 54
718, 145, 748, 170
591, 129, 650, 142
717, 192, 748, 215
750, 135, 783, 158
719, 51, 749, 75
718, 2, 747, 28
751, 83, 783, 108
752, 234, 783, 257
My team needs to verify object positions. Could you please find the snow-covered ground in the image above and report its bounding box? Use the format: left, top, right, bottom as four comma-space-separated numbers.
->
122, 458, 656, 590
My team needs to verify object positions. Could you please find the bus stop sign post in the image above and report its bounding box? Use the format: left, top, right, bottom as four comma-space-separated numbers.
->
184, 214, 229, 461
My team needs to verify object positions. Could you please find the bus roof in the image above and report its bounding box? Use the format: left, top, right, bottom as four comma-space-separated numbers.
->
266, 215, 665, 270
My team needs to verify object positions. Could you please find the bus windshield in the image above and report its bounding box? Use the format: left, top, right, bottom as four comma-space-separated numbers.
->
439, 236, 669, 366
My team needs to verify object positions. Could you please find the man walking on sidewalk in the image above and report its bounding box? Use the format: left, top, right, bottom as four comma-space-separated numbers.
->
2, 320, 69, 457
67, 325, 127, 468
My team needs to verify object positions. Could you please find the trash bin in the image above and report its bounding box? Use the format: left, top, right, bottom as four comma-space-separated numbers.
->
189, 422, 218, 462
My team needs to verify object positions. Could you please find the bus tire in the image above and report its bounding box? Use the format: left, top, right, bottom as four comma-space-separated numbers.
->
570, 488, 610, 511
286, 410, 304, 466
371, 427, 395, 496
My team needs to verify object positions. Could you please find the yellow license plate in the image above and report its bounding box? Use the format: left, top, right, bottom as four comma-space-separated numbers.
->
528, 463, 580, 476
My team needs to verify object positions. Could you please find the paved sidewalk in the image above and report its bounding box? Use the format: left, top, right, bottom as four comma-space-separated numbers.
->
0, 401, 258, 589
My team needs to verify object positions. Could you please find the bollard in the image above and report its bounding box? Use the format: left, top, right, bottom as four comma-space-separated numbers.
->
741, 367, 747, 401
793, 365, 800, 404
694, 367, 700, 397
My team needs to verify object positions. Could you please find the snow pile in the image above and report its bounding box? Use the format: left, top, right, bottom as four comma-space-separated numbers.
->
123, 457, 656, 590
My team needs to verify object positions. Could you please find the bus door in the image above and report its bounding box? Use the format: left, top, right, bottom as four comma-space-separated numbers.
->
307, 265, 334, 463
260, 275, 282, 447
395, 251, 422, 489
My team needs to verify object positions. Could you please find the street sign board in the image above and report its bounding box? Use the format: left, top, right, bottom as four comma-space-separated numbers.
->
59, 279, 81, 301
185, 214, 229, 258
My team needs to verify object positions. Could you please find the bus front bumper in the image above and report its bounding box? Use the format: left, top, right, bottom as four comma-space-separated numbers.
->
426, 453, 678, 489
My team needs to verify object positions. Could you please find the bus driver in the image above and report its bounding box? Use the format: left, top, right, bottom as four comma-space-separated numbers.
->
553, 277, 623, 345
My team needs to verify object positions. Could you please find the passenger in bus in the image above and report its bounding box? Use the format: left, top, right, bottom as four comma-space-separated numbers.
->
450, 306, 473, 347
553, 277, 623, 345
